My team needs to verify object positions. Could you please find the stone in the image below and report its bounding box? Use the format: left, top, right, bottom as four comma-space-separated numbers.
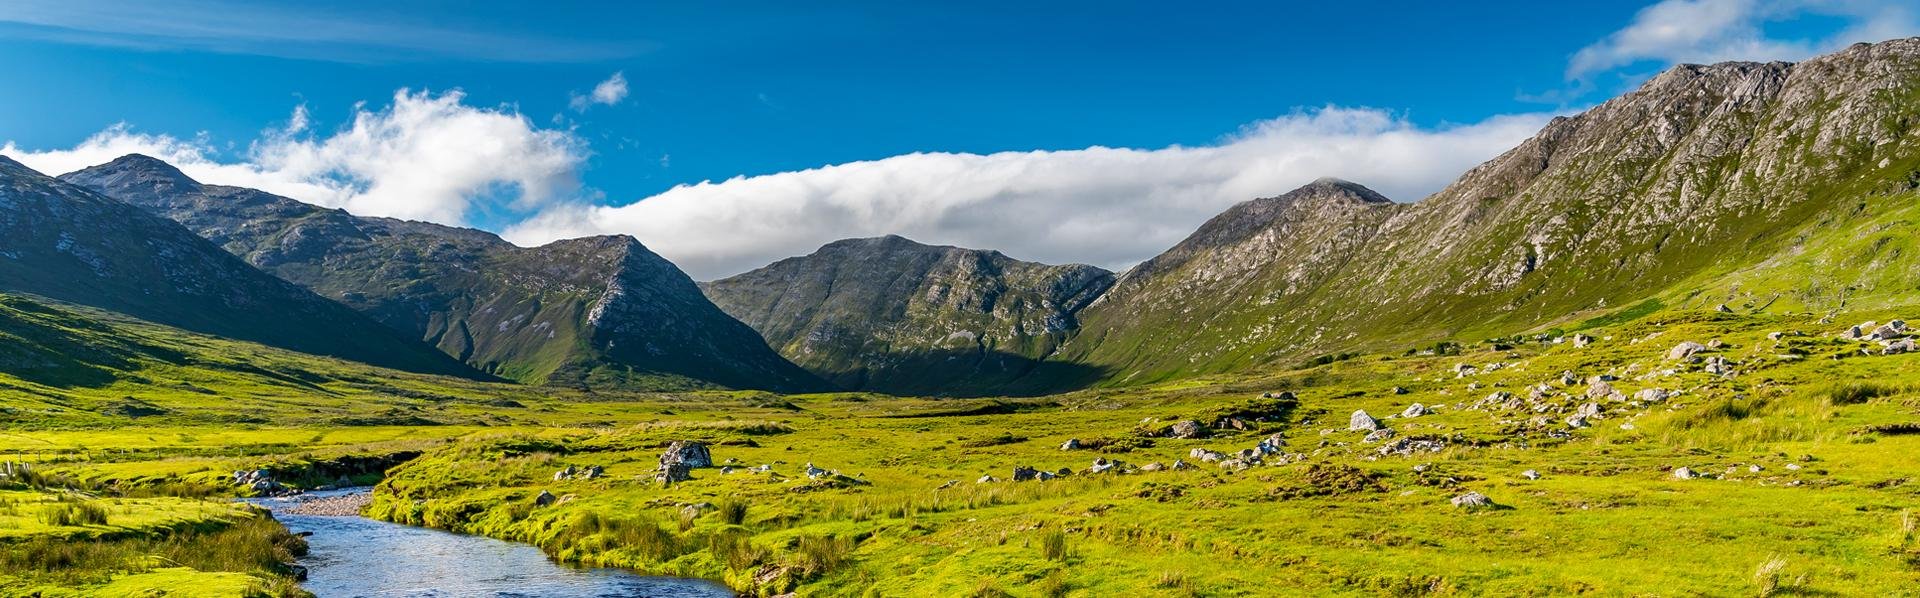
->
1170, 459, 1193, 470
1634, 388, 1670, 403
936, 480, 959, 490
1883, 338, 1916, 355
1667, 341, 1707, 361
1715, 304, 1734, 313
580, 465, 603, 479
1455, 363, 1477, 377
1521, 469, 1540, 480
1672, 467, 1696, 480
1575, 402, 1603, 419
654, 463, 693, 485
976, 475, 997, 484
1363, 428, 1397, 443
1450, 492, 1494, 509
1089, 458, 1117, 474
1704, 356, 1733, 376
534, 490, 557, 506
1566, 415, 1590, 429
682, 503, 715, 519
1572, 334, 1595, 348
1767, 331, 1785, 341
1392, 386, 1410, 395
1012, 466, 1040, 482
1586, 380, 1621, 401
1348, 410, 1382, 431
1140, 462, 1166, 472
1560, 371, 1580, 386
1400, 403, 1432, 418
1059, 438, 1081, 451
805, 463, 830, 479
1167, 420, 1206, 439
660, 441, 713, 469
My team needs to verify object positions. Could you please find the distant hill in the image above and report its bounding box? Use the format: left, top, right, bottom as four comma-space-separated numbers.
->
702, 235, 1113, 396
64, 156, 825, 393
0, 156, 482, 379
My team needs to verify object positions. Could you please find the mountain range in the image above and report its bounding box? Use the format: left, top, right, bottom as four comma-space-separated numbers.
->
6, 37, 1918, 396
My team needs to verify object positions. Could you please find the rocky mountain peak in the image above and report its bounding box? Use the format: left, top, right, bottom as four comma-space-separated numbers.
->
1299, 177, 1394, 204
62, 154, 203, 203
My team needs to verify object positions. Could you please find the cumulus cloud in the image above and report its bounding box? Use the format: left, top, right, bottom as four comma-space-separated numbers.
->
3, 89, 587, 225
1568, 0, 1920, 80
503, 107, 1556, 280
570, 72, 629, 112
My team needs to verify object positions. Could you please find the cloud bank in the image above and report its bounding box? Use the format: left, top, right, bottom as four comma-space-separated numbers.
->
1568, 0, 1920, 79
3, 89, 587, 225
504, 108, 1556, 279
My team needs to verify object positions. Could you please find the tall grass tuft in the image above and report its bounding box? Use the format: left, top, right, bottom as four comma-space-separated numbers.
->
788, 533, 853, 578
1040, 529, 1068, 561
39, 499, 108, 527
719, 500, 749, 525
1754, 556, 1787, 597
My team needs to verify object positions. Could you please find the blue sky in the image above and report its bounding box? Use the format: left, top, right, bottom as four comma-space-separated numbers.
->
3, 0, 1915, 277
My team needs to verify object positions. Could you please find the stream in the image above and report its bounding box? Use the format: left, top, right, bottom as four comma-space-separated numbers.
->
246, 489, 735, 597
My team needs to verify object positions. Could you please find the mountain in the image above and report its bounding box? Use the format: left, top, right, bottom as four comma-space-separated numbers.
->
701, 235, 1114, 395
0, 156, 482, 379
62, 156, 825, 392
1062, 38, 1920, 384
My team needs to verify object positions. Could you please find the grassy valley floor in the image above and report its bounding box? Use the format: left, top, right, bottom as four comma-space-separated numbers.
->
5, 302, 1920, 595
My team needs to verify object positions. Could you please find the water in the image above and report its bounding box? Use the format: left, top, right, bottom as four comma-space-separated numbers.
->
247, 489, 734, 598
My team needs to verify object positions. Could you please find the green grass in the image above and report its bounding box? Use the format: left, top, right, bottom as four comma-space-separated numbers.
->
9, 287, 1920, 595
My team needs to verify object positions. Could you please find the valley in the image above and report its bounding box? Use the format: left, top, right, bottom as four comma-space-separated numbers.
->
1, 31, 1919, 598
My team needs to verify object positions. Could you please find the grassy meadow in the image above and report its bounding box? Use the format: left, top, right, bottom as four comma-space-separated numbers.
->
5, 290, 1920, 595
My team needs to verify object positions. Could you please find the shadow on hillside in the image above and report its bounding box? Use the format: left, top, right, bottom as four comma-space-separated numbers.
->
819, 348, 1112, 398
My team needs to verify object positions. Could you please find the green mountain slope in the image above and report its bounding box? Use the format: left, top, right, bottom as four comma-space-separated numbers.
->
702, 235, 1114, 395
1061, 38, 1920, 385
0, 156, 482, 379
62, 156, 825, 393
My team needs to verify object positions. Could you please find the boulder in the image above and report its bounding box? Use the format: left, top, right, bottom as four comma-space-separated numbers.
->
1667, 341, 1707, 361
660, 441, 713, 469
1560, 371, 1580, 386
1348, 410, 1382, 431
976, 475, 998, 484
534, 490, 557, 506
1672, 467, 1695, 480
1059, 438, 1081, 451
1166, 420, 1206, 439
1634, 388, 1670, 403
1521, 469, 1540, 480
1400, 403, 1432, 418
1089, 458, 1117, 474
1170, 459, 1193, 470
654, 463, 693, 485
1884, 339, 1916, 355
1140, 462, 1166, 472
1572, 334, 1595, 348
1714, 304, 1734, 313
580, 465, 604, 479
1363, 428, 1397, 443
1012, 466, 1040, 482
1392, 386, 1410, 395
1450, 492, 1494, 510
1585, 380, 1620, 402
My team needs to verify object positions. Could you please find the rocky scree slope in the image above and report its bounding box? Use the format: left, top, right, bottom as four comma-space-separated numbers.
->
0, 156, 482, 379
702, 235, 1114, 395
1062, 38, 1920, 384
63, 156, 823, 392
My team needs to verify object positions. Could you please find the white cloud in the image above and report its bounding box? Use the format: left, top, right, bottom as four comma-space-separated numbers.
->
503, 107, 1556, 280
570, 72, 629, 112
1568, 0, 1920, 80
2, 89, 587, 225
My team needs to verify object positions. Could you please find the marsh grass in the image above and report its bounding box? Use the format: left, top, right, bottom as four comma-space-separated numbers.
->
37, 498, 108, 527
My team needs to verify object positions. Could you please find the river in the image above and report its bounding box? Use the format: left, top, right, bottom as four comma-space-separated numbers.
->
247, 489, 735, 597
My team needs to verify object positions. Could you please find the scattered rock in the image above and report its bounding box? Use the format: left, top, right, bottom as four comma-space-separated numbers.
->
660, 441, 713, 469
1140, 462, 1166, 472
533, 490, 557, 506
1167, 420, 1207, 439
1171, 459, 1193, 470
1012, 466, 1040, 482
1634, 388, 1670, 403
1392, 386, 1410, 395
976, 475, 997, 484
1704, 356, 1733, 376
1450, 492, 1494, 510
1400, 403, 1432, 418
1667, 341, 1707, 361
1714, 304, 1734, 313
1059, 438, 1081, 451
1521, 469, 1540, 480
1672, 467, 1696, 480
1348, 410, 1382, 431
1572, 334, 1595, 348
1884, 339, 1916, 355
1363, 428, 1397, 443
654, 463, 693, 485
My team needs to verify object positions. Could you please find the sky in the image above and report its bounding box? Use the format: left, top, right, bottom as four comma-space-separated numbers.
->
2, 0, 1915, 279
